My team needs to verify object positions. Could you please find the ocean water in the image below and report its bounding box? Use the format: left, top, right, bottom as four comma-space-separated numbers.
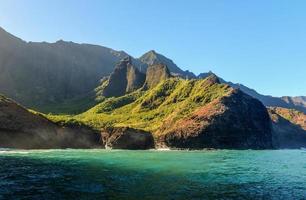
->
0, 149, 305, 200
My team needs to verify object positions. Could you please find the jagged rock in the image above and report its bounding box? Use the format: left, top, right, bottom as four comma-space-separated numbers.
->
205, 74, 220, 85
102, 57, 145, 97
268, 107, 306, 148
101, 127, 154, 149
143, 64, 171, 89
0, 95, 100, 149
139, 50, 196, 78
157, 89, 273, 149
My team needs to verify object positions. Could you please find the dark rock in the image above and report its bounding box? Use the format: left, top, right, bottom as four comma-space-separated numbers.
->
205, 74, 220, 85
158, 89, 273, 149
0, 95, 101, 149
139, 50, 196, 78
101, 127, 154, 149
143, 64, 171, 89
102, 57, 145, 97
268, 107, 306, 148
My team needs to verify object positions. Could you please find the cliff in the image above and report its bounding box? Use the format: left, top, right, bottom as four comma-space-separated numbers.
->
269, 107, 306, 148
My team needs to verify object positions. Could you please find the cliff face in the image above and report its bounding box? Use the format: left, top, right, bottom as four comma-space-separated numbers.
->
139, 50, 196, 78
143, 64, 171, 89
102, 57, 145, 97
269, 107, 306, 148
101, 127, 154, 150
0, 95, 100, 149
157, 89, 273, 149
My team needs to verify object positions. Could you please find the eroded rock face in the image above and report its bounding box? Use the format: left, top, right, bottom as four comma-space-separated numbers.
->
157, 89, 273, 149
102, 57, 145, 97
143, 64, 171, 89
269, 107, 306, 148
101, 127, 154, 149
0, 95, 100, 149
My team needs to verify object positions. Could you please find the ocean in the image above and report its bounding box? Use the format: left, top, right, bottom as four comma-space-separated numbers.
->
0, 149, 305, 200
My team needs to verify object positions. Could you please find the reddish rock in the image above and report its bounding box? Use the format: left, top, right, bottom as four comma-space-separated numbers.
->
157, 89, 273, 149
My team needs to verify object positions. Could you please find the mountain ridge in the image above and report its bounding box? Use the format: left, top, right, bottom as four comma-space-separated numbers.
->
0, 27, 305, 114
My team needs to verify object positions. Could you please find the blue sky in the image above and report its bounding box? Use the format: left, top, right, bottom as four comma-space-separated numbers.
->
0, 0, 305, 97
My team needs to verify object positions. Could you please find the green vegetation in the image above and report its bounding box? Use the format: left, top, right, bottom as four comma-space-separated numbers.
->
46, 76, 232, 136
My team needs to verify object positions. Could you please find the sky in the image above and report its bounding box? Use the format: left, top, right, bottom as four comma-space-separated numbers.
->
0, 0, 305, 97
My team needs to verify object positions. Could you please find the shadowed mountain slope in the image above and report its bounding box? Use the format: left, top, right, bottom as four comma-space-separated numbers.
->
269, 107, 306, 148
0, 27, 139, 110
0, 94, 100, 149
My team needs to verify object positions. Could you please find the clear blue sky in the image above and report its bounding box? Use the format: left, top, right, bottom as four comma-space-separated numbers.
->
0, 0, 305, 97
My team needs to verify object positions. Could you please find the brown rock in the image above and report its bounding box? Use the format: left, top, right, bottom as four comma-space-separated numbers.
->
101, 127, 154, 149
102, 57, 145, 97
143, 64, 171, 89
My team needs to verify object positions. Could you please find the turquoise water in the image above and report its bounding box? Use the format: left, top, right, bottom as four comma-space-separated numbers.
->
0, 149, 305, 200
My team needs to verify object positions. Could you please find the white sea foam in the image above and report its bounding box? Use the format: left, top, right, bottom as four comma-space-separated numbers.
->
155, 148, 171, 151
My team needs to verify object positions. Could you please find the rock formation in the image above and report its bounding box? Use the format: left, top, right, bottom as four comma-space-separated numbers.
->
269, 107, 306, 148
101, 127, 154, 149
143, 64, 171, 89
102, 57, 145, 97
139, 50, 196, 78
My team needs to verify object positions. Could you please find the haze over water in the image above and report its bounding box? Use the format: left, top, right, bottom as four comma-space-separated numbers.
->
0, 149, 305, 200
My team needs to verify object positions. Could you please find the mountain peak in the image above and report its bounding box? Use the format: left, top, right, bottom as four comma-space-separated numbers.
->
0, 27, 25, 45
139, 50, 195, 78
101, 58, 145, 97
143, 64, 171, 89
206, 73, 220, 84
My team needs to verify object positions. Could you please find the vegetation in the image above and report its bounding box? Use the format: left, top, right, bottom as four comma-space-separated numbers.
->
45, 76, 231, 136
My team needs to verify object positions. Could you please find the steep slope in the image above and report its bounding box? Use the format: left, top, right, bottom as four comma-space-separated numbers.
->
0, 94, 100, 149
198, 71, 306, 113
139, 50, 196, 78
143, 64, 171, 89
268, 107, 306, 148
158, 89, 272, 149
0, 27, 139, 111
101, 57, 145, 97
50, 73, 273, 149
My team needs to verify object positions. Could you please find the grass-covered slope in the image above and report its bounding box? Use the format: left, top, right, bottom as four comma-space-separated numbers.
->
49, 76, 232, 135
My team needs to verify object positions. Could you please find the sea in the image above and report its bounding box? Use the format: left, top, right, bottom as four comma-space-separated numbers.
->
0, 149, 305, 200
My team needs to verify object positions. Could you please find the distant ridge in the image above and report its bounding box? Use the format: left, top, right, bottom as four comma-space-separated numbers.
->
0, 27, 305, 114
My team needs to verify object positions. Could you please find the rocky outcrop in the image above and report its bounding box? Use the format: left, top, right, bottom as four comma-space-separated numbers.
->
139, 50, 196, 78
101, 127, 154, 149
143, 64, 171, 89
102, 57, 145, 97
157, 89, 273, 149
0, 95, 101, 149
269, 107, 306, 148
